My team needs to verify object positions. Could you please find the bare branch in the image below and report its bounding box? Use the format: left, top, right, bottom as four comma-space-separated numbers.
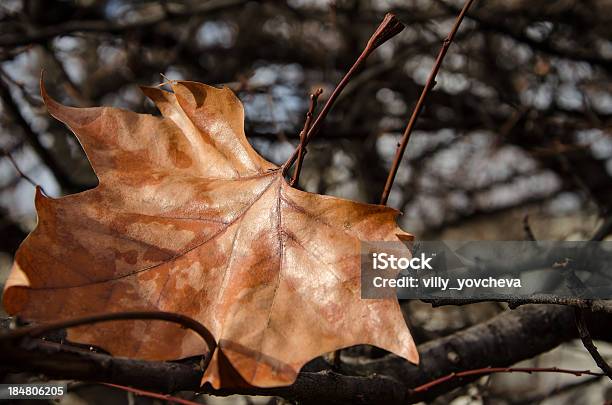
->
291, 88, 323, 186
1, 148, 41, 191
283, 13, 405, 174
2, 305, 611, 404
380, 0, 475, 205
423, 296, 612, 314
575, 307, 612, 380
2, 311, 217, 373
0, 77, 81, 192
410, 366, 603, 395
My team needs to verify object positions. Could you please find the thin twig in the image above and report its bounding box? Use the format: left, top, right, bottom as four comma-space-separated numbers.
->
102, 383, 201, 405
380, 0, 475, 205
42, 43, 91, 106
574, 308, 612, 380
508, 375, 602, 404
592, 216, 612, 241
438, 0, 612, 70
0, 66, 41, 106
0, 76, 81, 191
523, 214, 536, 241
2, 149, 42, 191
282, 13, 405, 175
290, 88, 322, 186
100, 367, 602, 405
1, 311, 217, 373
569, 216, 612, 381
410, 366, 604, 394
423, 295, 612, 313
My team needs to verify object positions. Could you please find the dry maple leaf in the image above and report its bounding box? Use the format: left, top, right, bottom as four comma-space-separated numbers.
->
3, 80, 418, 388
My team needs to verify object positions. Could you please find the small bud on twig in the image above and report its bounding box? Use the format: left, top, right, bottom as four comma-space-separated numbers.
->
366, 13, 405, 52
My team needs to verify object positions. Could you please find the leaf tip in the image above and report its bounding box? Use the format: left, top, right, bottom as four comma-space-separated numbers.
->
396, 232, 414, 242
2, 260, 32, 315
39, 73, 75, 124
40, 78, 102, 129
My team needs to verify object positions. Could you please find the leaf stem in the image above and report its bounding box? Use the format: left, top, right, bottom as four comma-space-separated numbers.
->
283, 13, 405, 174
380, 0, 475, 205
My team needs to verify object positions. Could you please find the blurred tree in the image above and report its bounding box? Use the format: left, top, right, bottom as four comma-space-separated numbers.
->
1, 0, 611, 239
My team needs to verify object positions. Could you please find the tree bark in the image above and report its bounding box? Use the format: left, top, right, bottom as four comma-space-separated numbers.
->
1, 305, 610, 404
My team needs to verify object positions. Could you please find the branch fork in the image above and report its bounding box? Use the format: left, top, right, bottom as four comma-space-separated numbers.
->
283, 13, 405, 178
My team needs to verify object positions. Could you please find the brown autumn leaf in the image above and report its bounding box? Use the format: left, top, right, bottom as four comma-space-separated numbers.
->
2, 80, 418, 388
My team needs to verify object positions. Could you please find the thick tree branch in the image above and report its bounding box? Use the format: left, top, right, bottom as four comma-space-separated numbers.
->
1, 305, 610, 404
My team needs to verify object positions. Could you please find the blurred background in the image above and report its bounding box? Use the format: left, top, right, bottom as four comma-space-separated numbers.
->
0, 0, 611, 404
